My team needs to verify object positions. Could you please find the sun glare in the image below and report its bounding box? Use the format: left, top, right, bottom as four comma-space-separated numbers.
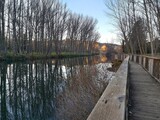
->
101, 45, 107, 52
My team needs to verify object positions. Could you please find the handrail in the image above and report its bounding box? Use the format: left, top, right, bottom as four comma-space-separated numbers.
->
129, 54, 160, 60
87, 56, 129, 120
130, 54, 160, 82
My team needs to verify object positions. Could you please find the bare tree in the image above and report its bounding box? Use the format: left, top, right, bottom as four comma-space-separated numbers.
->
0, 0, 6, 53
0, 0, 100, 56
106, 0, 160, 55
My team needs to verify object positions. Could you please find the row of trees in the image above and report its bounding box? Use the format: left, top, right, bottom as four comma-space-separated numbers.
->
106, 0, 160, 55
0, 0, 100, 55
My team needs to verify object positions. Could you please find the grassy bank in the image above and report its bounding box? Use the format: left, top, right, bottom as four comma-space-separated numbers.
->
0, 52, 99, 61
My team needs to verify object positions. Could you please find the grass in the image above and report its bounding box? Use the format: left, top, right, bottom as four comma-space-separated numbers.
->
0, 51, 99, 61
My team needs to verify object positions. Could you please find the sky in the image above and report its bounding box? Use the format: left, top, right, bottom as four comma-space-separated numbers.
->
61, 0, 119, 44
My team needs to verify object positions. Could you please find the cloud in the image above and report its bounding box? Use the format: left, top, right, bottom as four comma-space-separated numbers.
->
99, 32, 121, 44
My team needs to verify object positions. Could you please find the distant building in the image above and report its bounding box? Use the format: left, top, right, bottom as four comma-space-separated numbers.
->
97, 42, 122, 54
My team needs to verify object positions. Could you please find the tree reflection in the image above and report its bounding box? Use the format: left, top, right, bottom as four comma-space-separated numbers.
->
0, 63, 7, 120
0, 56, 113, 120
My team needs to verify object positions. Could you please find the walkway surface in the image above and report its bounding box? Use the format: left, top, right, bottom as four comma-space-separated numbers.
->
129, 61, 160, 120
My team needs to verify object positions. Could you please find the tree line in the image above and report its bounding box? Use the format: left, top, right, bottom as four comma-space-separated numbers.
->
106, 0, 160, 55
0, 0, 100, 55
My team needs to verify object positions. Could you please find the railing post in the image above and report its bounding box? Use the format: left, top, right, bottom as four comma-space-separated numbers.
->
143, 57, 146, 68
139, 56, 142, 65
134, 55, 136, 62
148, 58, 154, 75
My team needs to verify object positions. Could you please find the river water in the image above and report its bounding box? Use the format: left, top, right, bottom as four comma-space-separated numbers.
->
0, 55, 114, 120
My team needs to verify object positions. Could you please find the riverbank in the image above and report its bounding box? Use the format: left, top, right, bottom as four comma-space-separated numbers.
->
107, 59, 122, 72
0, 52, 99, 61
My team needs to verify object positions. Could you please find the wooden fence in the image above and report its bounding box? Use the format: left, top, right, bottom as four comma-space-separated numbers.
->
87, 54, 160, 120
129, 55, 160, 82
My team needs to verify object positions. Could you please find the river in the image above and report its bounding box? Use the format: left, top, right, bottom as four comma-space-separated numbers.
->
0, 55, 115, 120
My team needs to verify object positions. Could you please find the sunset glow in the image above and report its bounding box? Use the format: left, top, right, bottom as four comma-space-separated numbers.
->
100, 45, 107, 52
100, 56, 108, 63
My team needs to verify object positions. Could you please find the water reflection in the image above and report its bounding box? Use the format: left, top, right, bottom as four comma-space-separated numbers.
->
0, 56, 113, 120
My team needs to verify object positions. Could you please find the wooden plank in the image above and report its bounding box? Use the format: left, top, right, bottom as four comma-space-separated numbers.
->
87, 56, 129, 120
129, 62, 160, 120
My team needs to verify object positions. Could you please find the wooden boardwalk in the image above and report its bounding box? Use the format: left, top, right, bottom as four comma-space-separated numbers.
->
129, 61, 160, 120
87, 57, 129, 120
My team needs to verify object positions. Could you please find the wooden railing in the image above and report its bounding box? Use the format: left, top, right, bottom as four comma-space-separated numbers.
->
129, 54, 160, 82
87, 56, 129, 120
87, 54, 160, 120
